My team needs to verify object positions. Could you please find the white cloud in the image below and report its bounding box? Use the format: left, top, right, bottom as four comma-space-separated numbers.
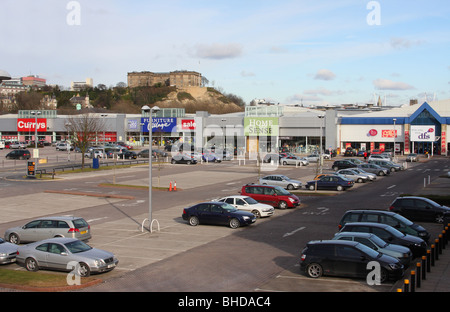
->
304, 87, 344, 96
193, 43, 243, 60
373, 79, 415, 90
390, 37, 425, 49
314, 69, 336, 81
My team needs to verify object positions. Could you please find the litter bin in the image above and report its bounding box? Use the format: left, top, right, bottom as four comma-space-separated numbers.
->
93, 158, 99, 169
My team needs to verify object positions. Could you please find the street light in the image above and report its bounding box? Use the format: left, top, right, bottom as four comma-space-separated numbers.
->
141, 105, 160, 233
318, 115, 325, 174
30, 111, 41, 149
393, 118, 397, 161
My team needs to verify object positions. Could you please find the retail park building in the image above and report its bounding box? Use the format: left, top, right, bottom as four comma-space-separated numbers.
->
0, 99, 449, 156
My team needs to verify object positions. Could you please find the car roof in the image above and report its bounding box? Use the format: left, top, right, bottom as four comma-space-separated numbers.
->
342, 222, 389, 229
344, 209, 397, 216
30, 237, 79, 245
34, 216, 85, 221
307, 239, 359, 247
335, 232, 374, 239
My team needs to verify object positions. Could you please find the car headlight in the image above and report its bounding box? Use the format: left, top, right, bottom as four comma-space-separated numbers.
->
243, 216, 250, 220
418, 232, 427, 237
0, 253, 7, 257
94, 259, 105, 266
389, 263, 401, 270
288, 198, 295, 203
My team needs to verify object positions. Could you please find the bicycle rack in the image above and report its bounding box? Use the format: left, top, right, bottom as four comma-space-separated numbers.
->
141, 218, 160, 233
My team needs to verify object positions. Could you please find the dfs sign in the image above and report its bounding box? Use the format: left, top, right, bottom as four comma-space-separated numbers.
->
411, 126, 435, 142
17, 118, 47, 132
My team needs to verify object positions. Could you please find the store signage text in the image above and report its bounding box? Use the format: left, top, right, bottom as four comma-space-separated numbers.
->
141, 117, 177, 133
17, 118, 47, 132
181, 119, 196, 130
244, 117, 279, 136
411, 125, 435, 142
381, 130, 397, 138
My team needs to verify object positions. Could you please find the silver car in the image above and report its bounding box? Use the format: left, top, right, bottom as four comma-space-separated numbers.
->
215, 196, 275, 218
259, 174, 302, 190
5, 216, 91, 244
279, 156, 308, 166
336, 169, 369, 183
0, 238, 18, 264
357, 163, 389, 176
406, 153, 419, 162
16, 238, 118, 277
333, 232, 412, 267
350, 168, 377, 181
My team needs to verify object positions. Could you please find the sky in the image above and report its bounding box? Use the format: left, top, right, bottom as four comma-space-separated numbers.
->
1, 0, 449, 107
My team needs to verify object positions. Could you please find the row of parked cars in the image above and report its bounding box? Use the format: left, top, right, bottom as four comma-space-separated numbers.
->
0, 216, 118, 277
299, 196, 450, 283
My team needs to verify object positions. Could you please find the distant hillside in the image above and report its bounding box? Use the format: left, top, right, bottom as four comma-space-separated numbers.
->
155, 86, 245, 114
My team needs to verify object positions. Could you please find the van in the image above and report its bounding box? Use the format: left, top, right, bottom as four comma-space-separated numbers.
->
240, 184, 300, 209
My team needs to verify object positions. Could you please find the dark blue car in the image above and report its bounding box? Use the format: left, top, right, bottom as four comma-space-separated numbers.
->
306, 175, 354, 191
182, 202, 256, 229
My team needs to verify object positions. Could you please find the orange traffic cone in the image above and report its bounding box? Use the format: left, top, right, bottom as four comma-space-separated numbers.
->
169, 181, 172, 191
174, 181, 177, 191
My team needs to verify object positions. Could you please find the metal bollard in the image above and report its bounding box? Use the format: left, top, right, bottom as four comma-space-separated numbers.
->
431, 245, 435, 266
404, 279, 409, 292
435, 239, 440, 260
422, 256, 427, 280
426, 250, 431, 272
439, 234, 444, 252
410, 271, 415, 292
416, 263, 421, 288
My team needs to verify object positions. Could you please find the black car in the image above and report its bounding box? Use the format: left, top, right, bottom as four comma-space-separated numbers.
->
182, 202, 256, 229
171, 154, 197, 164
389, 196, 450, 224
5, 149, 31, 160
299, 240, 404, 283
120, 151, 137, 159
331, 160, 357, 171
138, 149, 150, 158
306, 175, 354, 191
339, 222, 427, 258
338, 210, 430, 242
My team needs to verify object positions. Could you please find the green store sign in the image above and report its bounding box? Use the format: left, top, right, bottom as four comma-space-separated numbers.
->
244, 117, 279, 136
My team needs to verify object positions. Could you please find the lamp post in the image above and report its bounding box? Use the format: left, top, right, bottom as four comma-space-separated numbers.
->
318, 115, 325, 174
30, 111, 41, 176
393, 118, 397, 162
141, 105, 160, 233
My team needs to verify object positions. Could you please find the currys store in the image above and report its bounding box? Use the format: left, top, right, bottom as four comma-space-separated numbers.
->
339, 101, 450, 156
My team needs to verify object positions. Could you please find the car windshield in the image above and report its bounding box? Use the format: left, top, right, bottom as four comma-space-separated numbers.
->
385, 225, 405, 237
369, 235, 389, 248
355, 242, 382, 258
244, 197, 259, 205
64, 240, 93, 253
221, 203, 238, 212
274, 186, 290, 195
393, 214, 413, 225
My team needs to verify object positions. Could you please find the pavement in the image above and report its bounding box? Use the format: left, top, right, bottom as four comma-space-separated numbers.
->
392, 168, 450, 292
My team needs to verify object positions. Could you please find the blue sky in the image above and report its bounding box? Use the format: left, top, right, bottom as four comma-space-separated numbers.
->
1, 0, 449, 106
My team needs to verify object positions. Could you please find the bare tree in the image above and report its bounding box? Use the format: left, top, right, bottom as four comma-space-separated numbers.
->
65, 113, 106, 168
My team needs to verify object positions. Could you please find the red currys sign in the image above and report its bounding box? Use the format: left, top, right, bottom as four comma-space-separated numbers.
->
17, 118, 47, 132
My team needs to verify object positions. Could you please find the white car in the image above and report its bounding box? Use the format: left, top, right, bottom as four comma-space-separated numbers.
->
56, 143, 73, 151
215, 196, 275, 218
10, 141, 27, 149
84, 150, 104, 158
368, 154, 391, 161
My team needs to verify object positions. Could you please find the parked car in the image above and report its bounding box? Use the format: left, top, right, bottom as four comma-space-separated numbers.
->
215, 195, 275, 218
299, 240, 404, 283
262, 153, 280, 163
357, 163, 389, 176
343, 148, 357, 156
349, 168, 377, 181
389, 196, 450, 224
306, 175, 354, 191
338, 222, 427, 257
332, 232, 412, 267
56, 142, 74, 151
5, 149, 31, 160
331, 160, 357, 171
368, 154, 392, 161
9, 141, 27, 149
16, 238, 118, 277
117, 141, 132, 150
336, 169, 370, 183
259, 174, 302, 190
171, 154, 197, 164
240, 184, 300, 209
202, 152, 222, 163
182, 201, 256, 229
338, 210, 430, 242
304, 154, 320, 163
5, 216, 91, 244
406, 153, 419, 162
280, 155, 308, 166
84, 150, 104, 158
368, 160, 403, 172
119, 150, 137, 159
0, 238, 18, 264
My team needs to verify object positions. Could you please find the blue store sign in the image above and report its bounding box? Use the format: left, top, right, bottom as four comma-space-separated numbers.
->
141, 117, 177, 133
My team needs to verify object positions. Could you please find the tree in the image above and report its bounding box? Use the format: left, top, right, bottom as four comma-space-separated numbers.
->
65, 112, 106, 168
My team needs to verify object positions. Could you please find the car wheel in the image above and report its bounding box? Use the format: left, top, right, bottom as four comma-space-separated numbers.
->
379, 268, 388, 283
171, 159, 176, 164
378, 171, 385, 176
357, 178, 363, 183
189, 216, 199, 226
336, 185, 344, 191
309, 185, 315, 191
287, 184, 294, 190
278, 201, 288, 209
186, 160, 191, 165
251, 210, 261, 219
390, 167, 395, 172
306, 263, 323, 278
333, 166, 338, 171
77, 262, 91, 277
25, 257, 39, 272
8, 233, 20, 244
282, 161, 288, 166
229, 218, 240, 229
435, 214, 444, 224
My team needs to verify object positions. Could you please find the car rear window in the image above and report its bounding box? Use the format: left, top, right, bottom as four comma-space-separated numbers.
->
72, 218, 89, 229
